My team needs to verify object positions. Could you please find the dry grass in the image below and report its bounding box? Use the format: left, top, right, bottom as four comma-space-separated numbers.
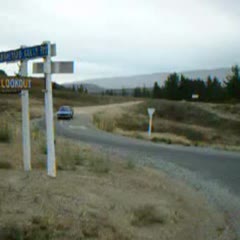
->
131, 204, 168, 226
93, 112, 116, 132
0, 98, 237, 239
93, 100, 240, 151
0, 166, 234, 240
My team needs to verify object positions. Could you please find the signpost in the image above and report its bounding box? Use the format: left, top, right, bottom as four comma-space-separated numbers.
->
147, 108, 155, 137
32, 43, 74, 177
0, 41, 74, 178
19, 56, 31, 171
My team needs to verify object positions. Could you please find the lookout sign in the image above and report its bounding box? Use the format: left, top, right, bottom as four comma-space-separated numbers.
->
0, 77, 32, 93
0, 41, 74, 178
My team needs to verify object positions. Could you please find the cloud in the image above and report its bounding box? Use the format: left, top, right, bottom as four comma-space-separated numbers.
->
0, 0, 239, 81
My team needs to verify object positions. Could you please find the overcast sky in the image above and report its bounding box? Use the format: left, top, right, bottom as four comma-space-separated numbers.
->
0, 0, 239, 83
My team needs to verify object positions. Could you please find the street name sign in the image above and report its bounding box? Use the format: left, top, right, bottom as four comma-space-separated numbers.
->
0, 44, 56, 63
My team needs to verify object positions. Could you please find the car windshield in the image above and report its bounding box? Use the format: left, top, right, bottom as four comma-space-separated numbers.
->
59, 106, 70, 111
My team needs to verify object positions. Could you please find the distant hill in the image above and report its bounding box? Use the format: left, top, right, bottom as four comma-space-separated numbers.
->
62, 82, 105, 94
61, 68, 232, 94
78, 68, 232, 90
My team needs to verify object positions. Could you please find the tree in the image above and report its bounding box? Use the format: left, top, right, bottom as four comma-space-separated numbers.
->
152, 82, 161, 98
142, 85, 151, 98
225, 65, 240, 100
105, 89, 114, 96
121, 88, 127, 96
0, 69, 7, 76
179, 75, 192, 100
163, 73, 180, 100
78, 84, 84, 94
133, 87, 142, 97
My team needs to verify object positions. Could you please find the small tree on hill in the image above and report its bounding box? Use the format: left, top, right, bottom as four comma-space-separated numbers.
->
225, 65, 240, 100
0, 69, 7, 76
152, 82, 161, 98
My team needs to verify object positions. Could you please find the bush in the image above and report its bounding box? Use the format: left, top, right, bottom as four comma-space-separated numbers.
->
125, 160, 136, 170
0, 216, 52, 240
88, 156, 110, 174
0, 161, 13, 169
0, 120, 12, 143
131, 204, 168, 226
151, 137, 172, 144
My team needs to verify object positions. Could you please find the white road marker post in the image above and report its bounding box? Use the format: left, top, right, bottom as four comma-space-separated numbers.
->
44, 41, 56, 177
147, 108, 155, 137
19, 53, 31, 171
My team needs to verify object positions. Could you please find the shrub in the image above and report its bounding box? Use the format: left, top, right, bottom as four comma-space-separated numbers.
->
151, 137, 172, 144
0, 120, 12, 143
0, 161, 13, 169
88, 156, 110, 174
131, 204, 168, 226
125, 160, 136, 170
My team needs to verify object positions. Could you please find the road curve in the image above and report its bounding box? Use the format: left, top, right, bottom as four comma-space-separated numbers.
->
54, 112, 240, 197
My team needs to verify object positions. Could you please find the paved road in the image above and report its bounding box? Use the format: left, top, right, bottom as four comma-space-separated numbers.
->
54, 113, 240, 197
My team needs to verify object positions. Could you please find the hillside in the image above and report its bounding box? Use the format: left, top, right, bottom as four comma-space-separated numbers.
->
70, 68, 231, 90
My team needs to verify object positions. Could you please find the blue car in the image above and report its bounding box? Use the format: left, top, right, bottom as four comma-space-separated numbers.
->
57, 106, 74, 120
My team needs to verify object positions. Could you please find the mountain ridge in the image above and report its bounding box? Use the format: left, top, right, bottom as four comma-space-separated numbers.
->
63, 67, 232, 91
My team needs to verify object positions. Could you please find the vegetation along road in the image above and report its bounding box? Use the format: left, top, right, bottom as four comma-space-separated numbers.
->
53, 102, 240, 196
39, 101, 240, 235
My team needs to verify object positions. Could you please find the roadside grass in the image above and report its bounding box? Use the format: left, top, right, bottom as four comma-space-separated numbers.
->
93, 112, 116, 132
0, 103, 237, 239
94, 99, 240, 150
136, 100, 240, 135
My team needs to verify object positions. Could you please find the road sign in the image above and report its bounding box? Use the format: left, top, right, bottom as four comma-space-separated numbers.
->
32, 61, 74, 74
0, 44, 56, 63
0, 77, 44, 93
148, 108, 155, 117
147, 108, 155, 137
192, 94, 199, 99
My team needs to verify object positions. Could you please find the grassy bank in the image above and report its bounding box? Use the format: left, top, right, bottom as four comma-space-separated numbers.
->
29, 86, 137, 109
93, 99, 240, 150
